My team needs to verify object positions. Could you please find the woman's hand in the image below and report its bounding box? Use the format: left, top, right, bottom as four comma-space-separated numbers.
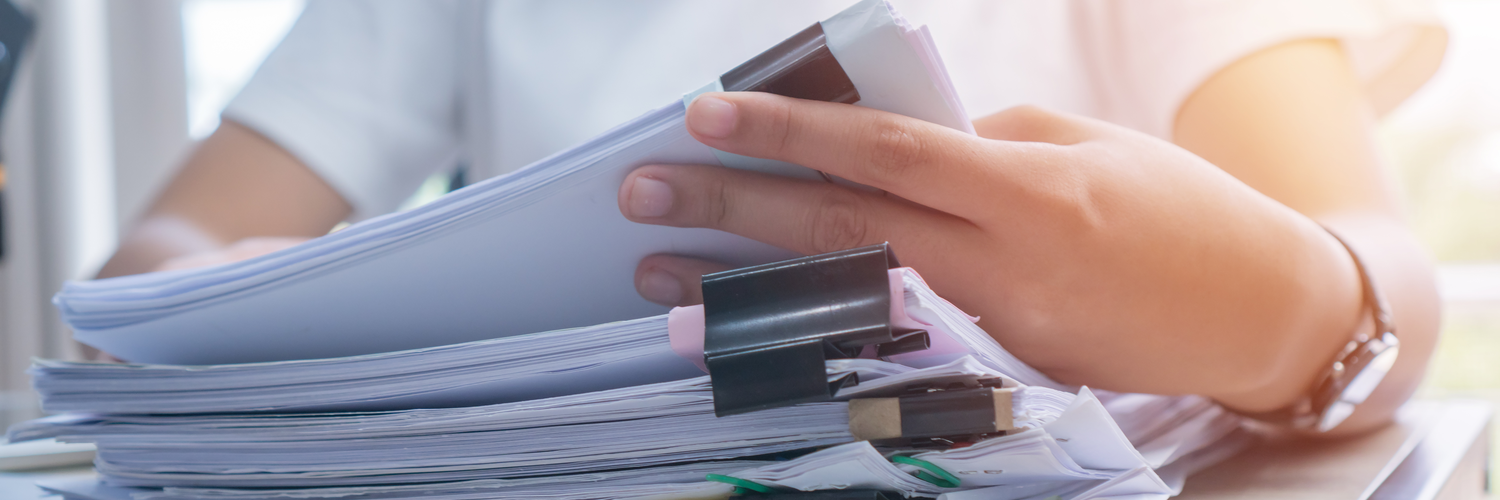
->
619, 91, 1367, 415
154, 237, 311, 272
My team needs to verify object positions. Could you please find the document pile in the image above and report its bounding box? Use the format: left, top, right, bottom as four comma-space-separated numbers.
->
16, 260, 1246, 500
10, 1, 1250, 499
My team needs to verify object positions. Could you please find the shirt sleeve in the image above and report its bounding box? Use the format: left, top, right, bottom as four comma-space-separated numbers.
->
1073, 0, 1446, 140
222, 0, 466, 221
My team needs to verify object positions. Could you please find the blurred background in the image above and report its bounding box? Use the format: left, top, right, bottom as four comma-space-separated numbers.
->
0, 0, 1496, 462
0, 0, 310, 428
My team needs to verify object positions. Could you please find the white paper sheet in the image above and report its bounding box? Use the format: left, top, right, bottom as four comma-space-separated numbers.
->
57, 0, 972, 366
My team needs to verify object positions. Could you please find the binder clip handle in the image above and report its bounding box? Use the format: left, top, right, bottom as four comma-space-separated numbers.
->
847, 387, 1018, 445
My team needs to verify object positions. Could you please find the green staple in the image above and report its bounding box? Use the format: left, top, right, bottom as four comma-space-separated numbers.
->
705, 474, 779, 495
891, 455, 962, 488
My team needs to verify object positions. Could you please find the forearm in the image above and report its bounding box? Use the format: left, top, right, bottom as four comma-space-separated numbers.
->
990, 151, 1368, 408
1169, 208, 1436, 427
986, 38, 1437, 429
97, 119, 351, 279
1165, 38, 1441, 431
995, 164, 1432, 432
1304, 214, 1439, 434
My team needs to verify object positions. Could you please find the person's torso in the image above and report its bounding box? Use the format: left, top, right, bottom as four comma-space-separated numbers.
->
467, 0, 1105, 180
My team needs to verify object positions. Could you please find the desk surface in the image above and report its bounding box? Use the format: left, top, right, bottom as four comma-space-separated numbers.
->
1179, 418, 1416, 499
1181, 399, 1492, 500
0, 466, 91, 500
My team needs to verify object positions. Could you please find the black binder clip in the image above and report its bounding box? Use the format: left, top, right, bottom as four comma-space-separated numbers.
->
847, 378, 1017, 446
720, 22, 860, 105
703, 243, 929, 416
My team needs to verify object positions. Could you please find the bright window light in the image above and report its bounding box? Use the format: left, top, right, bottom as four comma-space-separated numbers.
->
182, 0, 304, 138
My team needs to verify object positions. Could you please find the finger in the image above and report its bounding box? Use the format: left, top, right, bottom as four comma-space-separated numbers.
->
634, 254, 735, 306
155, 237, 309, 272
156, 251, 233, 272
619, 163, 976, 257
685, 92, 1049, 217
79, 344, 123, 363
223, 237, 309, 260
971, 105, 1097, 145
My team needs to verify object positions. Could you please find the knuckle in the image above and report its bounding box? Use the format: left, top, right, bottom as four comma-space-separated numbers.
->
1005, 104, 1051, 120
805, 189, 871, 254
702, 174, 733, 228
999, 104, 1065, 126
766, 98, 798, 158
867, 119, 927, 180
1030, 160, 1111, 236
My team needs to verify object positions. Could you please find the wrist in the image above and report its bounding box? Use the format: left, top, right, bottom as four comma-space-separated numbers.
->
1227, 224, 1401, 433
1215, 219, 1367, 413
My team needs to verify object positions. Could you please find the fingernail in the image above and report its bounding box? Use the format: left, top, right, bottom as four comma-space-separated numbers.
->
628, 176, 674, 218
639, 269, 684, 305
688, 95, 737, 139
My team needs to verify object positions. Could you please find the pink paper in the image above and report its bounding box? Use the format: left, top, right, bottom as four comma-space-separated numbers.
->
667, 304, 709, 372
884, 268, 972, 363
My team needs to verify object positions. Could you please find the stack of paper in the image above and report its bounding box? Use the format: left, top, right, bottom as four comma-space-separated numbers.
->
29, 269, 1043, 415
29, 315, 703, 414
13, 1, 1253, 498
22, 380, 1232, 500
37, 462, 761, 500
15, 359, 1072, 488
17, 365, 1179, 499
15, 270, 1245, 499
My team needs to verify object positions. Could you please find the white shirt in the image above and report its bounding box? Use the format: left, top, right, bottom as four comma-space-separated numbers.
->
224, 0, 1443, 221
